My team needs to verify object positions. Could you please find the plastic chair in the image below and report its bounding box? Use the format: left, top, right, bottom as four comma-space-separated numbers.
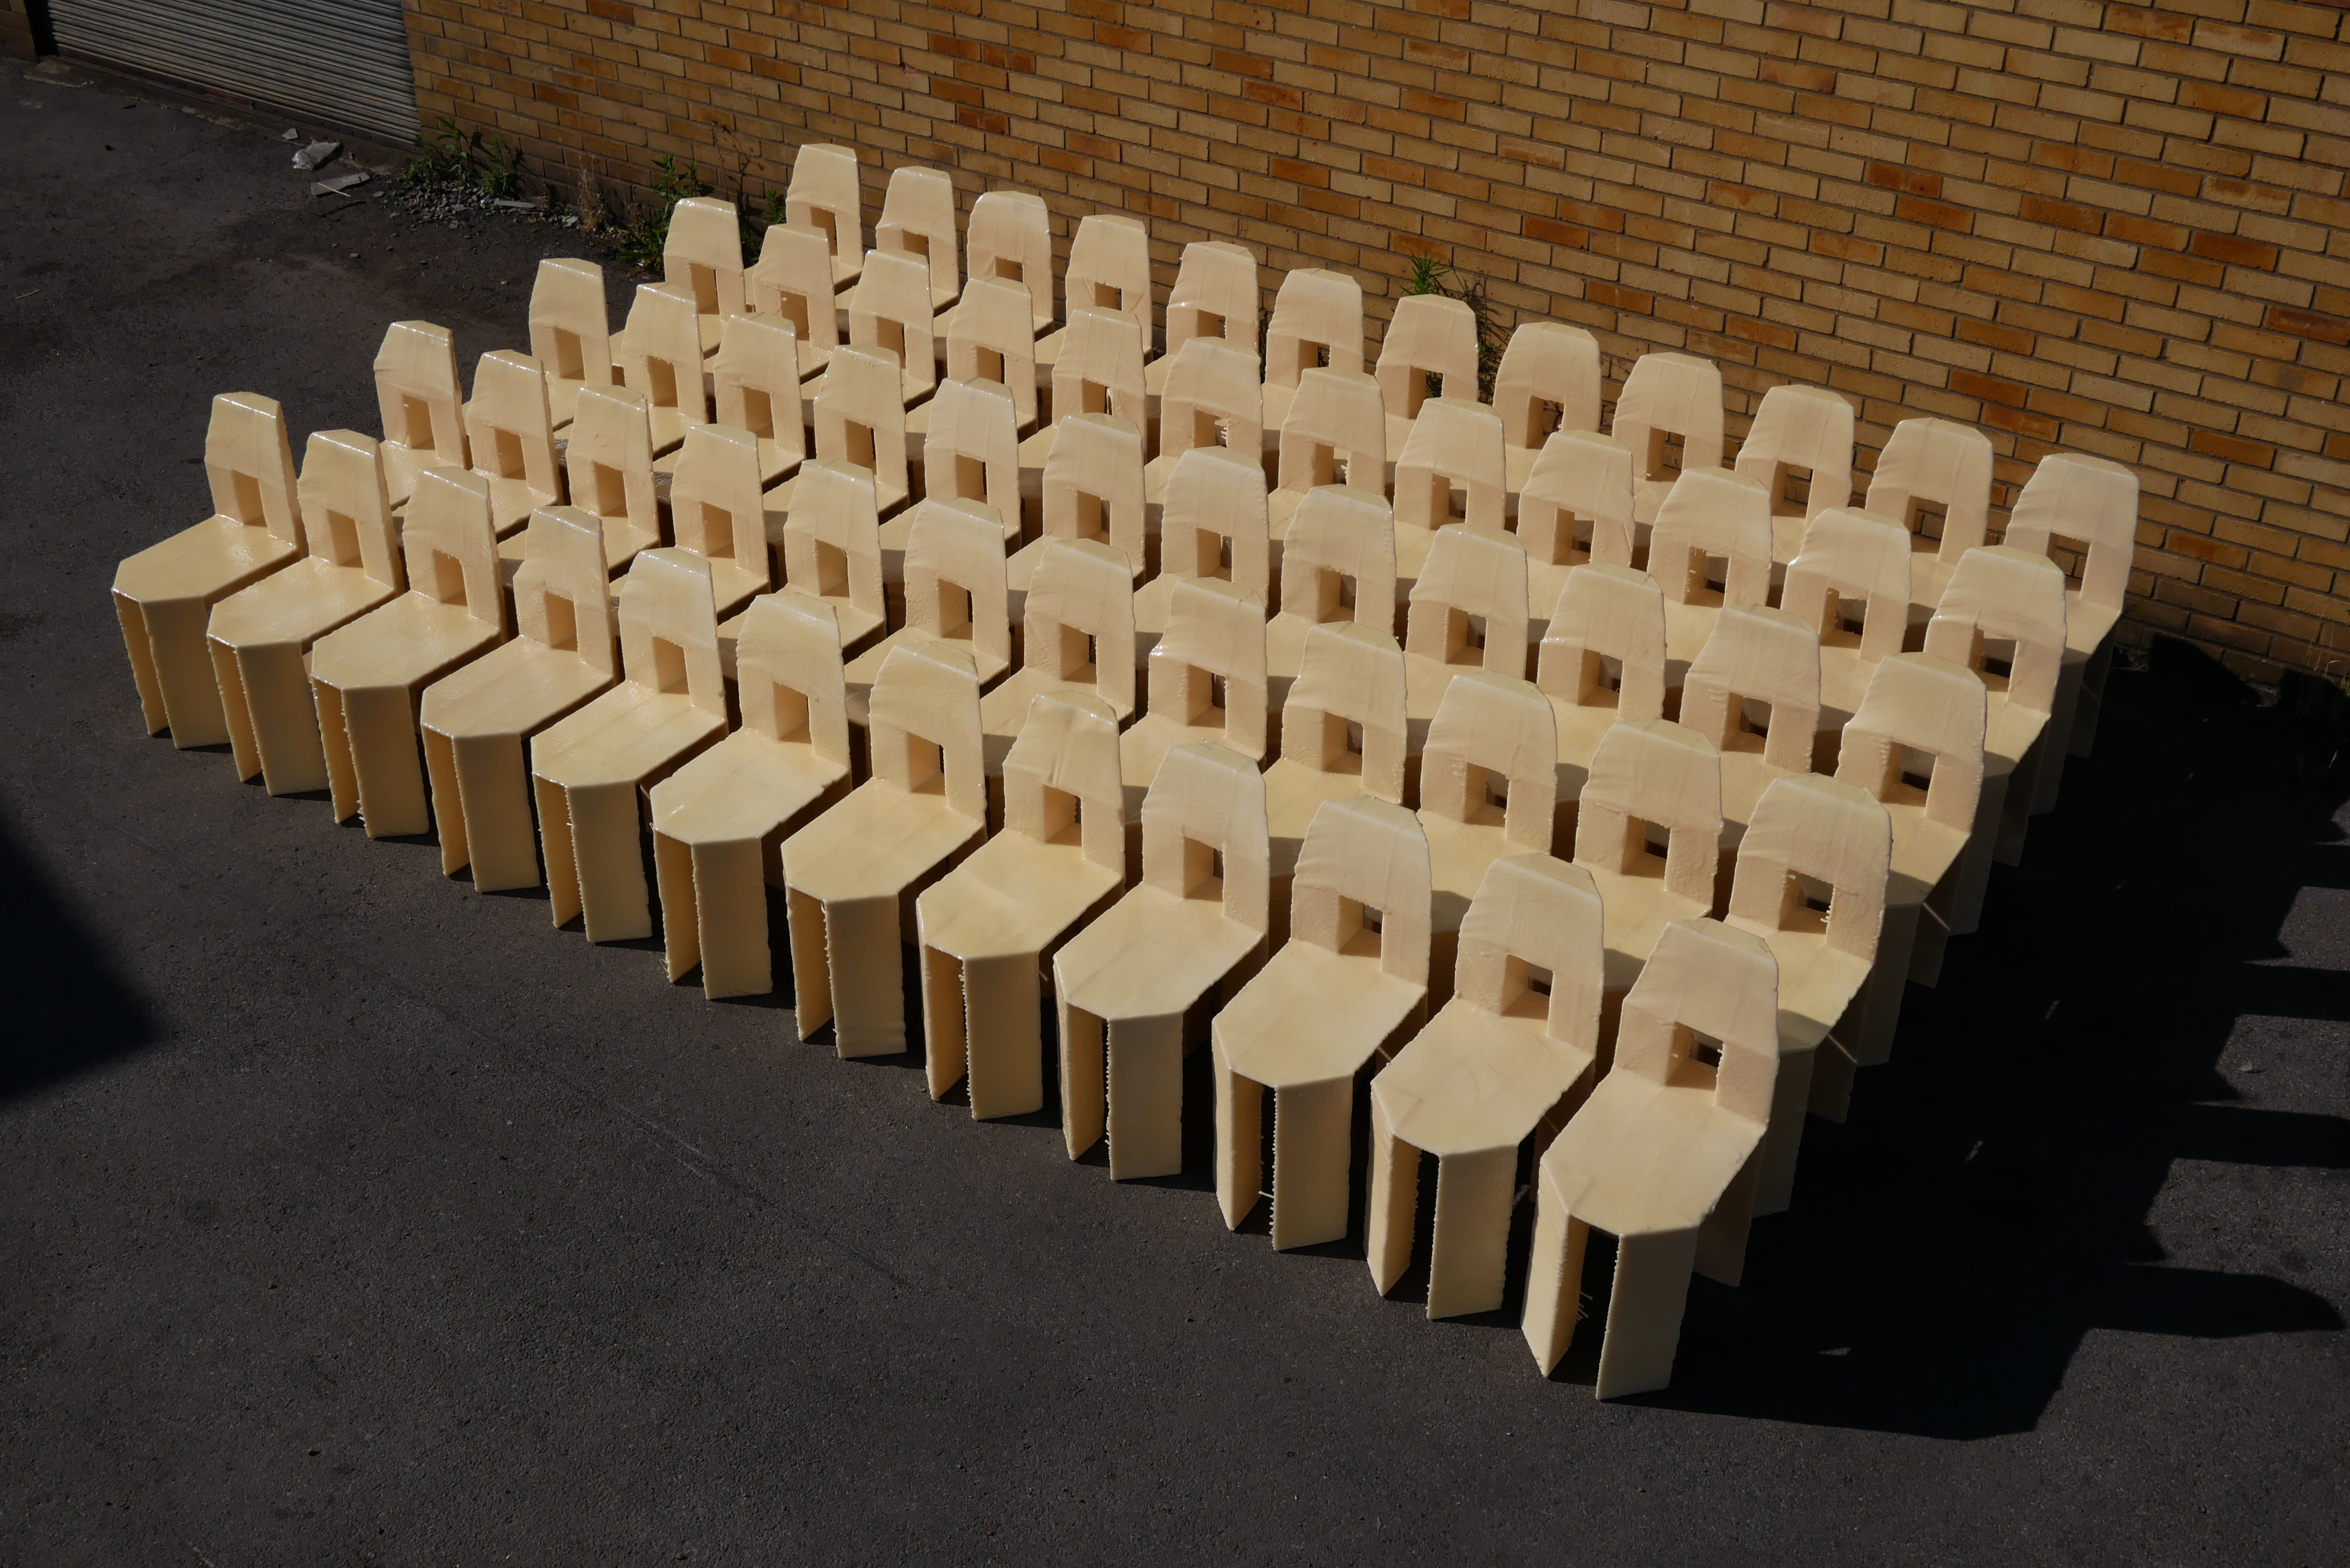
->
561, 385, 664, 576
1135, 446, 1268, 663
1142, 338, 1263, 505
1494, 322, 1601, 498
418, 506, 619, 889
1267, 365, 1386, 556
1516, 428, 1636, 636
1678, 605, 1824, 845
1609, 351, 1723, 526
529, 548, 729, 940
1034, 211, 1148, 375
918, 689, 1128, 1117
116, 392, 306, 748
1534, 561, 1668, 853
1781, 505, 1913, 731
829, 249, 938, 408
1375, 293, 1478, 454
877, 165, 960, 313
1861, 415, 1994, 615
784, 640, 990, 1056
980, 538, 1138, 809
842, 496, 1012, 726
800, 343, 910, 516
1264, 621, 1409, 941
1401, 523, 1531, 766
663, 195, 745, 355
746, 223, 840, 381
1144, 241, 1260, 400
374, 321, 467, 507
1053, 742, 1271, 1178
2003, 451, 2138, 805
967, 189, 1058, 336
464, 349, 563, 537
1216, 796, 1433, 1247
1017, 307, 1148, 481
785, 143, 865, 290
1417, 671, 1557, 1005
650, 592, 856, 997
614, 282, 708, 452
1645, 466, 1773, 670
526, 257, 613, 427
1260, 268, 1364, 439
703, 314, 806, 487
1522, 917, 1778, 1398
1733, 382, 1856, 563
1392, 397, 1507, 607
308, 467, 509, 837
1724, 773, 1891, 1218
1368, 852, 1604, 1316
665, 423, 775, 619
1819, 651, 1984, 1108
1922, 545, 2066, 931
1008, 413, 1146, 619
1120, 580, 1269, 855
1571, 717, 1723, 993
206, 430, 404, 794
1266, 484, 1396, 709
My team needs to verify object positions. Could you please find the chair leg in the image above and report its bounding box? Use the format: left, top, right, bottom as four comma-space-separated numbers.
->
537, 776, 582, 927
1106, 1012, 1185, 1180
786, 885, 833, 1041
1426, 1144, 1518, 1320
567, 779, 653, 942
824, 893, 909, 1058
2071, 640, 2114, 757
209, 636, 263, 781
1057, 998, 1106, 1162
455, 732, 539, 890
2033, 649, 2087, 812
691, 839, 770, 997
651, 833, 702, 984
317, 682, 361, 823
241, 641, 328, 795
1855, 901, 1919, 1065
1910, 873, 1957, 986
1595, 1227, 1701, 1400
115, 593, 169, 735
1212, 1039, 1263, 1231
1521, 1169, 1590, 1376
423, 728, 469, 876
963, 952, 1045, 1118
144, 595, 230, 748
1753, 1044, 1816, 1216
344, 684, 430, 838
1949, 770, 2008, 937
1270, 1075, 1354, 1251
1694, 1145, 1765, 1287
1365, 1098, 1421, 1297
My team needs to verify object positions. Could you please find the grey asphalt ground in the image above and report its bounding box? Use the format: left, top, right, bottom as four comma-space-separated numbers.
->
3, 56, 2346, 1567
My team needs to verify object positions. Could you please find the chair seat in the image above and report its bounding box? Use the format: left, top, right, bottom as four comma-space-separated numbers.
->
1056, 883, 1263, 1023
650, 728, 848, 848
1884, 801, 1969, 900
1374, 995, 1593, 1157
1581, 864, 1711, 991
532, 682, 726, 791
116, 515, 300, 606
719, 593, 884, 682
420, 637, 612, 740
1421, 809, 1514, 935
207, 558, 396, 650
1218, 940, 1426, 1088
1544, 1071, 1766, 1237
783, 781, 983, 904
1265, 758, 1368, 878
844, 628, 1011, 727
1120, 716, 1247, 818
1746, 926, 1874, 1051
918, 830, 1121, 964
311, 594, 502, 695
981, 667, 1132, 775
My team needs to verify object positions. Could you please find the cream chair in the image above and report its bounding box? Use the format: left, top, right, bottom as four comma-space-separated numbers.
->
918, 689, 1128, 1117
562, 384, 664, 575
1733, 382, 1856, 563
968, 188, 1059, 336
701, 313, 806, 487
763, 458, 888, 663
1417, 671, 1557, 1004
1017, 307, 1148, 480
1522, 917, 1779, 1398
1781, 505, 1913, 736
651, 592, 855, 997
793, 343, 910, 516
374, 320, 467, 507
1646, 466, 1774, 670
1135, 446, 1268, 663
1266, 484, 1396, 714
419, 506, 618, 889
1571, 717, 1722, 994
1266, 365, 1386, 551
898, 377, 1020, 557
912, 276, 1037, 440
842, 496, 1012, 726
1142, 339, 1264, 506
2003, 451, 2139, 802
663, 195, 746, 355
1368, 852, 1603, 1317
527, 257, 614, 427
309, 467, 508, 837
613, 282, 707, 452
1609, 351, 1723, 526
782, 640, 990, 1056
1678, 605, 1825, 846
830, 249, 939, 409
1216, 796, 1432, 1247
1260, 268, 1364, 439
665, 423, 775, 619
1054, 742, 1271, 1179
785, 143, 865, 291
746, 222, 840, 381
876, 164, 960, 314
207, 430, 404, 794
980, 538, 1138, 812
1119, 580, 1269, 851
1401, 523, 1531, 756
1144, 241, 1261, 401
1375, 293, 1478, 454
1862, 414, 1994, 616
1533, 561, 1668, 854
464, 349, 564, 538
530, 548, 729, 941
1516, 428, 1636, 634
116, 392, 304, 749
1494, 322, 1601, 498
1391, 397, 1508, 608
1008, 412, 1146, 619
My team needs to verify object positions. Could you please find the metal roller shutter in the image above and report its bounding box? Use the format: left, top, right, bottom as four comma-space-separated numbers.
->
46, 0, 420, 145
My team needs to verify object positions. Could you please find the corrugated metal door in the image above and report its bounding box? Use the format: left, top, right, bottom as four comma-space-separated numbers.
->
46, 0, 420, 144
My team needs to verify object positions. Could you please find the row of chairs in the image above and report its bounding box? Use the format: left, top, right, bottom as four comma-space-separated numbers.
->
111, 167, 2142, 1397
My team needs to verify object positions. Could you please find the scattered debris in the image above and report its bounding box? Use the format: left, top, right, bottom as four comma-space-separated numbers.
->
492, 198, 537, 211
280, 127, 300, 142
291, 140, 341, 171
310, 171, 371, 197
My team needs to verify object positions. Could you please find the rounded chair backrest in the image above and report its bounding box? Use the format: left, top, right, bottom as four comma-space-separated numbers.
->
1157, 338, 1265, 463
1003, 688, 1128, 876
1864, 416, 1994, 567
1021, 538, 1139, 720
1420, 671, 1557, 852
512, 505, 616, 678
1160, 447, 1270, 600
922, 378, 1022, 527
1050, 307, 1148, 428
1782, 506, 1912, 663
1727, 773, 1890, 963
847, 250, 938, 403
784, 143, 863, 269
620, 284, 708, 423
713, 314, 806, 460
1537, 562, 1668, 722
527, 258, 612, 388
669, 423, 772, 592
1573, 718, 1723, 909
900, 497, 1012, 674
1518, 429, 1636, 572
1041, 413, 1147, 573
294, 428, 399, 583
1647, 467, 1773, 609
2003, 451, 2139, 615
967, 190, 1057, 328
1290, 795, 1433, 986
1280, 621, 1408, 802
1493, 322, 1601, 450
1277, 487, 1396, 631
402, 467, 506, 631
373, 320, 466, 461
1453, 853, 1605, 1051
663, 196, 746, 319
1732, 382, 1856, 521
875, 165, 958, 306
1375, 293, 1478, 422
1614, 918, 1779, 1124
813, 344, 909, 497
1833, 651, 1986, 833
1164, 241, 1260, 362
1403, 523, 1531, 680
616, 547, 725, 715
1609, 351, 1723, 485
1276, 366, 1386, 493
1265, 268, 1364, 390
1148, 579, 1269, 762
1139, 742, 1271, 934
565, 385, 658, 537
944, 277, 1039, 427
1055, 210, 1148, 341
1393, 397, 1508, 536
868, 639, 988, 821
735, 588, 852, 770
1923, 545, 2069, 717
782, 459, 886, 627
746, 224, 839, 353
1680, 605, 1822, 776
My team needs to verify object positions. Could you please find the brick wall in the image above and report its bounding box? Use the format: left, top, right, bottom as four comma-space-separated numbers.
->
402, 0, 2350, 681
